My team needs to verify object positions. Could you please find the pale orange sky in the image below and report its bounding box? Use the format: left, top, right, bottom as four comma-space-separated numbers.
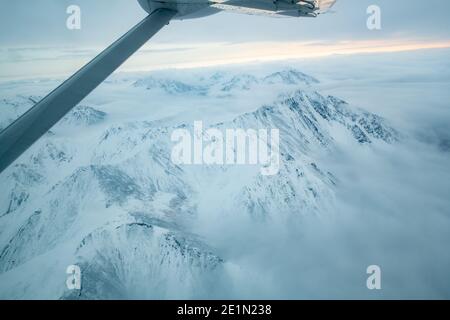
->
127, 38, 450, 71
1, 38, 450, 80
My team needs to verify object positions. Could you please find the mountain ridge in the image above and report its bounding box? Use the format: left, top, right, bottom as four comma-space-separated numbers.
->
0, 68, 398, 299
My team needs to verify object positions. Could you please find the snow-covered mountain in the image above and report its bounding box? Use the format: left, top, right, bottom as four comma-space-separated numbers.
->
0, 68, 397, 299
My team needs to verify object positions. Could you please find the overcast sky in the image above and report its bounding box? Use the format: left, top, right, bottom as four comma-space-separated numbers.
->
0, 0, 450, 80
0, 0, 450, 47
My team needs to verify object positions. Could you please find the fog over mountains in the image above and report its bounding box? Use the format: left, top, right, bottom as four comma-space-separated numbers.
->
0, 57, 449, 299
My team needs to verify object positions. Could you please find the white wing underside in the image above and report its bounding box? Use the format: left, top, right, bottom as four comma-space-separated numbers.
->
315, 0, 337, 12
210, 0, 336, 18
211, 3, 298, 18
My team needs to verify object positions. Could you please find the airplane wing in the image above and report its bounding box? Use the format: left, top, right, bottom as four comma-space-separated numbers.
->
211, 0, 336, 17
0, 8, 177, 174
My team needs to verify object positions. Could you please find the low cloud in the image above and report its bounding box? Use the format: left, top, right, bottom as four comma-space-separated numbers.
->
193, 49, 450, 299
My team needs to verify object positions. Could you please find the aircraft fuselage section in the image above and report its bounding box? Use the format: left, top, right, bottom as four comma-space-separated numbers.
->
138, 0, 218, 19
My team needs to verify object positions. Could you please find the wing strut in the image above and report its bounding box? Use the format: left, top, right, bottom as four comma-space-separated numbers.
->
0, 8, 177, 173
